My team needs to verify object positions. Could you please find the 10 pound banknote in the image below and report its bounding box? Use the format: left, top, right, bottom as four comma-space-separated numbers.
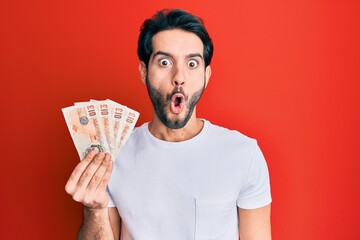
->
62, 99, 139, 160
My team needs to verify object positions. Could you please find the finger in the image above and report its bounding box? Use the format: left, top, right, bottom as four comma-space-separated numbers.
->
96, 156, 114, 192
76, 152, 107, 191
86, 153, 112, 194
65, 150, 96, 194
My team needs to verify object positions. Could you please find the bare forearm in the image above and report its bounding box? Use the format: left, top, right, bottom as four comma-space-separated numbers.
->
238, 204, 272, 240
64, 152, 116, 239
78, 207, 115, 240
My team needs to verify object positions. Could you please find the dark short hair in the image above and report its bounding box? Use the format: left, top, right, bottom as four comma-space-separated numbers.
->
137, 9, 214, 68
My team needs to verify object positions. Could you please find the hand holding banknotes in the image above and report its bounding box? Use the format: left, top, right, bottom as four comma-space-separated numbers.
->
65, 151, 113, 209
62, 99, 139, 208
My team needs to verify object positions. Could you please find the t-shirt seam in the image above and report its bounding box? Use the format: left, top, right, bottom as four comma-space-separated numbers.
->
238, 140, 257, 198
245, 140, 257, 185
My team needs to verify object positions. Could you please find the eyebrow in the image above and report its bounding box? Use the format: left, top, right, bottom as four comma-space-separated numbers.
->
153, 51, 203, 59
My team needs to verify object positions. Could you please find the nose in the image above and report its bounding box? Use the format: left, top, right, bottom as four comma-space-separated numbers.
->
172, 64, 186, 86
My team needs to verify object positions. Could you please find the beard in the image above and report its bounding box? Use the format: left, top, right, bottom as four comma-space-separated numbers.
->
145, 75, 206, 129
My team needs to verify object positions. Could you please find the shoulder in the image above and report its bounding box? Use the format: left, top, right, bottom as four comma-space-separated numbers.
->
200, 120, 263, 165
205, 120, 257, 147
126, 122, 148, 142
116, 122, 149, 155
131, 122, 147, 135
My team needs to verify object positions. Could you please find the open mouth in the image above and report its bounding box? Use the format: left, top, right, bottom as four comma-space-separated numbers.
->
174, 96, 182, 106
170, 93, 185, 114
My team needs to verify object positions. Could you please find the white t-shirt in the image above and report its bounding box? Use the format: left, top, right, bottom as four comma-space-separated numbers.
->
108, 120, 271, 240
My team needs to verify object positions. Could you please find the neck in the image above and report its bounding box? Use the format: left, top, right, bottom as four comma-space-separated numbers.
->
148, 114, 204, 142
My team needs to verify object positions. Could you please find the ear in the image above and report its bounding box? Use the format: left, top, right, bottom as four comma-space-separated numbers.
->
139, 61, 147, 84
205, 65, 212, 88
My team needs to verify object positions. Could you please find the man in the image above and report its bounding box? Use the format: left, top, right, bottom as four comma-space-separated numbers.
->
65, 9, 272, 240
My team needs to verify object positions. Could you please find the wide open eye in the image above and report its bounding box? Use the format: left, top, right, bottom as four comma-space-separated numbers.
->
188, 59, 198, 68
159, 58, 171, 67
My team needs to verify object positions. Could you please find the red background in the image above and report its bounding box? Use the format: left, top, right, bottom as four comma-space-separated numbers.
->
1, 0, 359, 239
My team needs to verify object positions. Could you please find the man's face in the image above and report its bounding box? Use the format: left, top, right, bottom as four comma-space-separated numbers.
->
142, 29, 211, 129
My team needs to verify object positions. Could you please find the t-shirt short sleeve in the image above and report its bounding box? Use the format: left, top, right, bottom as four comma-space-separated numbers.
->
237, 142, 272, 209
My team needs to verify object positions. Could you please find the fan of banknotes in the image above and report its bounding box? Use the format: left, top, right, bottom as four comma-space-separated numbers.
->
62, 99, 139, 160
